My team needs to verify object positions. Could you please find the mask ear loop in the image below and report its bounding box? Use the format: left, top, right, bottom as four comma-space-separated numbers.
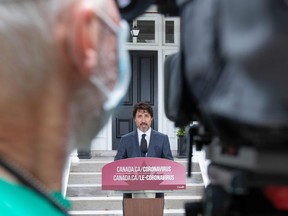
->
88, 20, 131, 111
87, 9, 119, 102
91, 9, 131, 111
94, 9, 119, 34
103, 20, 131, 111
88, 18, 131, 113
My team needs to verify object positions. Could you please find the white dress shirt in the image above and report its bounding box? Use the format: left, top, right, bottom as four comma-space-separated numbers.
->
137, 127, 151, 148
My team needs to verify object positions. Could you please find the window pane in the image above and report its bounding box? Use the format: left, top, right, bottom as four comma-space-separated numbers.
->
136, 20, 155, 43
165, 21, 174, 43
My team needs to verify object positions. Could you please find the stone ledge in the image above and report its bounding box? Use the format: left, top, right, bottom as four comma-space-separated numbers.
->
90, 150, 179, 157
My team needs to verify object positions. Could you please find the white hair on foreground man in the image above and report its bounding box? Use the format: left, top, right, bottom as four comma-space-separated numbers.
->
0, 0, 130, 215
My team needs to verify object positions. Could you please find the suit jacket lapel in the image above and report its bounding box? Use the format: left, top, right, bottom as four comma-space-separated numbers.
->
133, 130, 141, 157
147, 130, 156, 157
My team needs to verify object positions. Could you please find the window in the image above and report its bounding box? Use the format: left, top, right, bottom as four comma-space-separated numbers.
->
126, 14, 179, 46
165, 20, 174, 43
136, 20, 155, 43
127, 15, 158, 45
163, 18, 180, 46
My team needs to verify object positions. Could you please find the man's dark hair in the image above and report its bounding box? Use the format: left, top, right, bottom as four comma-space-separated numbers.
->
132, 102, 153, 118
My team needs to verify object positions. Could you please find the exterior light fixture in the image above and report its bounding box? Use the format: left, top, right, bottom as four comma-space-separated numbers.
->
130, 26, 140, 37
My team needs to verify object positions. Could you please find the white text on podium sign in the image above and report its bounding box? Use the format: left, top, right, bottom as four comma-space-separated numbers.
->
102, 158, 186, 191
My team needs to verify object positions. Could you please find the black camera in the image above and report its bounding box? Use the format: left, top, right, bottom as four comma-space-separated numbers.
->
116, 0, 288, 215
115, 0, 180, 21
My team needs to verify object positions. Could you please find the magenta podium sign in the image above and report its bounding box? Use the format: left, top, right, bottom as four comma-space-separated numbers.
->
102, 157, 186, 191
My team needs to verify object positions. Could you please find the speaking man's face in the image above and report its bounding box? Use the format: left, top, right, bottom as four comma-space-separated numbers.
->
134, 109, 153, 132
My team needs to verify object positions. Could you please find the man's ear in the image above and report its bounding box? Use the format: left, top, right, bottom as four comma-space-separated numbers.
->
70, 2, 100, 77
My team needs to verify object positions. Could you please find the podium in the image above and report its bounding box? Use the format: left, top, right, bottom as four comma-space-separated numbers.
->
102, 157, 186, 216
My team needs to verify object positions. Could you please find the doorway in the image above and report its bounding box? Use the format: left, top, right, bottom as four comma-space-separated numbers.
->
112, 51, 158, 150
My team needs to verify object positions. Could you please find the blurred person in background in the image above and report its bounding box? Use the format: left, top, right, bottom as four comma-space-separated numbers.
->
0, 0, 130, 215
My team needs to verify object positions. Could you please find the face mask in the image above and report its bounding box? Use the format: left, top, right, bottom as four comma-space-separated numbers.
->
90, 20, 131, 115
70, 11, 131, 151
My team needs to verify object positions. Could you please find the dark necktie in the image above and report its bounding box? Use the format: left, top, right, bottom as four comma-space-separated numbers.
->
140, 134, 148, 157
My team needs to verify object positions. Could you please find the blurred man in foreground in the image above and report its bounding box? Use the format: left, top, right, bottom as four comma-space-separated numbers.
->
0, 0, 130, 215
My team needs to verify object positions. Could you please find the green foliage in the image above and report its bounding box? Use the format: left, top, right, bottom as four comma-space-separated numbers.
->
176, 127, 185, 136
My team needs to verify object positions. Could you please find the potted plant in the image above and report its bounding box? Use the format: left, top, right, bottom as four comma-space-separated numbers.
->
176, 127, 187, 158
176, 127, 186, 137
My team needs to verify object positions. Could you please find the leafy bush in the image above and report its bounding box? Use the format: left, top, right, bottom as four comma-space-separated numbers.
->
176, 127, 185, 136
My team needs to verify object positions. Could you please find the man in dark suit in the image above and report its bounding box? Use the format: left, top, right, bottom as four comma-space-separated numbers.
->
114, 102, 173, 160
114, 102, 173, 200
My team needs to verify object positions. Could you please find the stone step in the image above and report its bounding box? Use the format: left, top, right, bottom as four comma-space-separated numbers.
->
66, 155, 204, 215
68, 195, 202, 211
69, 208, 186, 216
66, 182, 204, 197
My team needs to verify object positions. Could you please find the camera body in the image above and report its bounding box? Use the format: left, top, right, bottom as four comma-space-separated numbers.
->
115, 0, 180, 21
116, 0, 288, 215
